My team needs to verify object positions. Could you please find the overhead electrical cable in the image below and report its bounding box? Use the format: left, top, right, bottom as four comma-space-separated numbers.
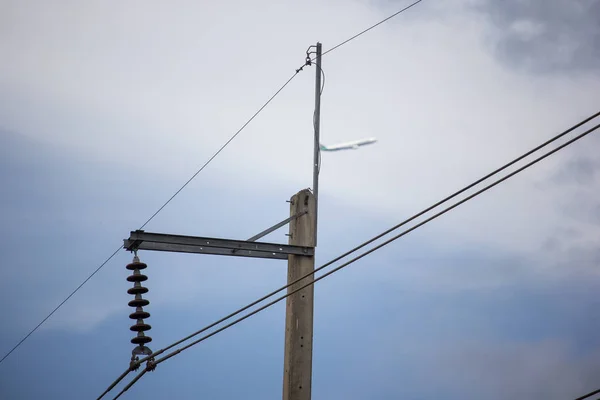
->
574, 387, 600, 400
8, 0, 428, 371
4, 0, 428, 369
99, 109, 600, 398
96, 1, 435, 393
114, 108, 600, 371
0, 247, 121, 365
0, 68, 305, 367
318, 0, 424, 59
136, 71, 302, 231
103, 114, 600, 399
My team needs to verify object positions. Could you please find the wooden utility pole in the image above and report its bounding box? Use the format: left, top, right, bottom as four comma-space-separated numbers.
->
282, 189, 316, 400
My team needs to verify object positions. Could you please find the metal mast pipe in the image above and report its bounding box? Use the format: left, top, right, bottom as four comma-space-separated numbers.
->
312, 42, 322, 246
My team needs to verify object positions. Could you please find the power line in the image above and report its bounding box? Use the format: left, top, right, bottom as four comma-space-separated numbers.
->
98, 109, 600, 398
137, 70, 301, 231
15, 0, 425, 376
111, 119, 600, 399
106, 116, 600, 399
0, 69, 304, 368
128, 109, 600, 364
100, 2, 437, 392
319, 0, 424, 59
575, 387, 600, 400
0, 247, 122, 365
6, 0, 427, 373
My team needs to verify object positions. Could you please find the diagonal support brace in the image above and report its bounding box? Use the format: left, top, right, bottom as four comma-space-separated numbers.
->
247, 210, 308, 242
228, 210, 307, 256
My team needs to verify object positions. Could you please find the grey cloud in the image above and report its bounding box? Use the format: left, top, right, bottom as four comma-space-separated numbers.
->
324, 257, 600, 400
474, 0, 600, 74
552, 156, 600, 185
562, 202, 600, 226
557, 242, 600, 271
542, 155, 600, 230
418, 339, 600, 400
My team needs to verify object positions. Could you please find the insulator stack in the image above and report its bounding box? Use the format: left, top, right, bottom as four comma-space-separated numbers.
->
126, 253, 152, 357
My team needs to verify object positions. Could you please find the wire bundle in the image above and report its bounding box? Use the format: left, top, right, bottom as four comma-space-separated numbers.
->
100, 110, 600, 399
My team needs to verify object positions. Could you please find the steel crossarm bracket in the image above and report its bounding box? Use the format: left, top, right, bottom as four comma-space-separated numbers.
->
124, 230, 314, 260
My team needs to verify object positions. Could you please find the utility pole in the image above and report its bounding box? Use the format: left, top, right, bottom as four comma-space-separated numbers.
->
121, 43, 323, 400
282, 41, 321, 400
282, 189, 315, 400
312, 42, 322, 247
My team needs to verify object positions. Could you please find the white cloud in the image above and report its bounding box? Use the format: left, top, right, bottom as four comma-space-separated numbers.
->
2, 0, 600, 335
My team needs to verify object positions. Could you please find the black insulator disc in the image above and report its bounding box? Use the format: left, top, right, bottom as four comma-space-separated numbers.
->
130, 323, 152, 332
127, 286, 149, 295
129, 311, 150, 319
128, 298, 150, 307
131, 336, 152, 345
127, 273, 148, 282
126, 261, 147, 271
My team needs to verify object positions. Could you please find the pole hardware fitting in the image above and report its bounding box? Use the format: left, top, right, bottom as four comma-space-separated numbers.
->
129, 355, 140, 372
146, 358, 157, 372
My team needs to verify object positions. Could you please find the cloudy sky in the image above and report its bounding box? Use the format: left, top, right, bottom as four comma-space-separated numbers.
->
1, 0, 600, 398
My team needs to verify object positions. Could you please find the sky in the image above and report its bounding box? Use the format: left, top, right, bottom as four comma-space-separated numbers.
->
1, 0, 600, 398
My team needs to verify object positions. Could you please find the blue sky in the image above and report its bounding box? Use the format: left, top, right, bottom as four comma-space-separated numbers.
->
1, 0, 600, 399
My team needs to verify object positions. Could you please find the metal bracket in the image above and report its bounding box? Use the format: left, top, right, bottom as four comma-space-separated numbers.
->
246, 210, 307, 242
124, 230, 313, 260
230, 210, 307, 256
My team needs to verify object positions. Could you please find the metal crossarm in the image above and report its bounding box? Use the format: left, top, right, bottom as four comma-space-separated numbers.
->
124, 230, 314, 260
